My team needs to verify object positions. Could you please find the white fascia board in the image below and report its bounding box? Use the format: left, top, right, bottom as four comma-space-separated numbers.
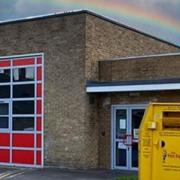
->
86, 83, 180, 93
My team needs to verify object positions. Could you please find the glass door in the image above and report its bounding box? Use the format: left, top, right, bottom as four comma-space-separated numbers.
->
130, 108, 145, 170
114, 108, 128, 169
112, 105, 145, 170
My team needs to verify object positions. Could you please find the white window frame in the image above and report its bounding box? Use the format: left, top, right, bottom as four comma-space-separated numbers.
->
0, 53, 44, 168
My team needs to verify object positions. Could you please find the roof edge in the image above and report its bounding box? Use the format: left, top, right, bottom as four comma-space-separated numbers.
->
100, 52, 180, 62
0, 9, 179, 48
0, 10, 86, 25
86, 78, 180, 87
86, 78, 180, 93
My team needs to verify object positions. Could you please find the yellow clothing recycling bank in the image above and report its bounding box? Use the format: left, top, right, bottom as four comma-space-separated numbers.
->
139, 103, 180, 180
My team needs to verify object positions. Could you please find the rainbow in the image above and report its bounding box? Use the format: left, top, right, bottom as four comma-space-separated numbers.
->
16, 0, 180, 45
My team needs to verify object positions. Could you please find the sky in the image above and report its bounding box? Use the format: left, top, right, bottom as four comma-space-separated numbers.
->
0, 0, 179, 47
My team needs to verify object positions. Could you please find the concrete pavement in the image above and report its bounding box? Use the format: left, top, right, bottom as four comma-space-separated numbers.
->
0, 167, 137, 180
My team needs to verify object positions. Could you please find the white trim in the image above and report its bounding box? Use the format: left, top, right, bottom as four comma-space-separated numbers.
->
0, 147, 42, 150
102, 52, 180, 62
34, 57, 37, 166
12, 64, 42, 68
111, 105, 114, 169
10, 60, 13, 164
12, 114, 35, 117
86, 83, 180, 93
0, 53, 44, 60
0, 162, 43, 168
0, 64, 42, 69
12, 131, 36, 134
0, 10, 85, 24
0, 81, 42, 86
41, 53, 45, 167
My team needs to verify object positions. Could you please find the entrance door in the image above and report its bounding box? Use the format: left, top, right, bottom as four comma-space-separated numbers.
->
112, 105, 145, 170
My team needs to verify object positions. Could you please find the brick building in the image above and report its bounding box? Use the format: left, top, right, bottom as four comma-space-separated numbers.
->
0, 10, 179, 170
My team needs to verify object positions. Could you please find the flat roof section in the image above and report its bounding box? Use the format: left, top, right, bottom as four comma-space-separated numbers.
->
86, 78, 180, 93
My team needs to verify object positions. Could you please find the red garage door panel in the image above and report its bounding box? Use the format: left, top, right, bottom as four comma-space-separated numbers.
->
0, 60, 10, 67
0, 133, 10, 146
37, 57, 42, 64
13, 134, 34, 147
37, 134, 42, 148
37, 117, 42, 131
0, 149, 10, 163
37, 100, 42, 114
37, 83, 42, 97
36, 151, 42, 165
12, 150, 34, 164
37, 67, 42, 81
13, 58, 35, 66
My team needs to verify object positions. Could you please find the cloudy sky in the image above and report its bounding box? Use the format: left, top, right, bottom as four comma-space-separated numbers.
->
0, 0, 179, 46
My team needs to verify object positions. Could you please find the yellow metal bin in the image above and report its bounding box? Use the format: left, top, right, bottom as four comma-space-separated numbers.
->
139, 103, 180, 180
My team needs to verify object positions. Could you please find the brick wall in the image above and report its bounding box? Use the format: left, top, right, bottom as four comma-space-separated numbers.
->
0, 13, 90, 168
0, 11, 179, 169
99, 55, 180, 81
85, 14, 179, 81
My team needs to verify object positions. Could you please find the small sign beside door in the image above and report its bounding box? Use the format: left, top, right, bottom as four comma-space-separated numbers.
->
118, 142, 126, 149
133, 129, 139, 139
119, 119, 126, 129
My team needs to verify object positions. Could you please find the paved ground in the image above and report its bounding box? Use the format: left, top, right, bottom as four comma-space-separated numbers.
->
0, 167, 137, 180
